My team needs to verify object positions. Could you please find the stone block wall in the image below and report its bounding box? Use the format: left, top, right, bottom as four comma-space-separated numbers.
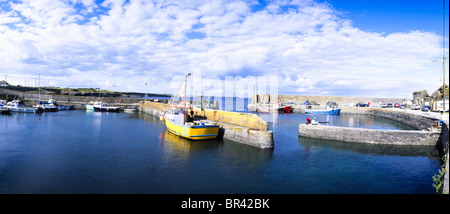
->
298, 124, 441, 146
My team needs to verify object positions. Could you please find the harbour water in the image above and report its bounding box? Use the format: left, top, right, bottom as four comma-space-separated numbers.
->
0, 105, 441, 194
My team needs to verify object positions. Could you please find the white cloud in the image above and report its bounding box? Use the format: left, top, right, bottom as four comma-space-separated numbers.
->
0, 0, 446, 98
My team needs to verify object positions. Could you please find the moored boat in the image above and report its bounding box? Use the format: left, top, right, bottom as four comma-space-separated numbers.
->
86, 102, 95, 111
305, 105, 340, 115
256, 104, 272, 113
58, 105, 73, 110
283, 105, 292, 112
1, 106, 11, 115
36, 99, 59, 112
6, 100, 43, 113
163, 107, 219, 140
277, 104, 292, 113
124, 108, 136, 113
93, 101, 120, 112
161, 73, 219, 140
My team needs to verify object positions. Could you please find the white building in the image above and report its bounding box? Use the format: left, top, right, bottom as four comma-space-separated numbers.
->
433, 99, 449, 112
0, 80, 9, 87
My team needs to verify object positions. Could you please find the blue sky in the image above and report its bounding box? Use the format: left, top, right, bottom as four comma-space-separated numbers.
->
0, 0, 448, 98
323, 0, 449, 34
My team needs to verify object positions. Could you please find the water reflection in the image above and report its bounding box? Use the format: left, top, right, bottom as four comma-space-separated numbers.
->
136, 111, 274, 174
160, 130, 221, 154
159, 129, 273, 168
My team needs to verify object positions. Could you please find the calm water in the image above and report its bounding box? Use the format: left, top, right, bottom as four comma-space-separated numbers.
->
0, 109, 441, 194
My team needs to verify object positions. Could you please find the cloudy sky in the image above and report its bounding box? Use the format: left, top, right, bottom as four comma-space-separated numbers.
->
0, 0, 448, 98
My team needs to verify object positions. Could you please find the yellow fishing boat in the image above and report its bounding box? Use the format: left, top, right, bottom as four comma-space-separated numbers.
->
163, 107, 219, 140
161, 73, 219, 140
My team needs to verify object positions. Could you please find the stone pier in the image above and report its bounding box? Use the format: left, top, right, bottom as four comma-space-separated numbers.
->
298, 124, 441, 146
140, 101, 274, 149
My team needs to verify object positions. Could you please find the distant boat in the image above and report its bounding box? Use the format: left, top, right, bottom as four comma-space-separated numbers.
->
0, 100, 8, 114
256, 104, 272, 113
305, 105, 340, 115
6, 100, 43, 114
58, 105, 74, 110
256, 103, 280, 113
93, 101, 120, 112
1, 107, 11, 115
162, 73, 219, 140
36, 99, 59, 112
0, 103, 11, 114
277, 104, 292, 113
283, 106, 292, 113
124, 108, 136, 113
86, 101, 95, 111
257, 103, 292, 113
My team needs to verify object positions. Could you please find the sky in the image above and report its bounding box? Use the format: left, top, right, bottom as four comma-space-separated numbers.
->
0, 0, 449, 98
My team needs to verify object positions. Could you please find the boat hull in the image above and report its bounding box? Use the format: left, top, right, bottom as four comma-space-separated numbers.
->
165, 119, 219, 140
94, 107, 120, 112
58, 105, 74, 110
86, 104, 94, 110
305, 109, 340, 115
7, 107, 43, 113
1, 108, 11, 115
278, 106, 292, 113
43, 107, 59, 112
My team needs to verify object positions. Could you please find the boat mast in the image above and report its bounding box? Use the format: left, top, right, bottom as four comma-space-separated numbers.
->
184, 73, 191, 123
38, 74, 40, 105
184, 73, 187, 107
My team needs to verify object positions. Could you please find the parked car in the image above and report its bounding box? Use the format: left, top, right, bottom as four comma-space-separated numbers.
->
356, 102, 368, 107
394, 103, 400, 108
410, 104, 420, 110
400, 104, 406, 109
421, 105, 430, 111
387, 103, 393, 108
380, 103, 387, 108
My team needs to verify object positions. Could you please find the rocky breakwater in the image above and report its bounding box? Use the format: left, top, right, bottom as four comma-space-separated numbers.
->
141, 101, 274, 149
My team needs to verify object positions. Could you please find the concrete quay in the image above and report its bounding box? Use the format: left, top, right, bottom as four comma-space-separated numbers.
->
296, 107, 449, 194
298, 107, 448, 147
298, 124, 441, 146
140, 101, 274, 149
340, 107, 448, 130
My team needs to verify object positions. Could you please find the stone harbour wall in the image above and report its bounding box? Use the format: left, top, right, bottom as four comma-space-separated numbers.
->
298, 124, 441, 146
253, 94, 404, 107
143, 101, 269, 131
338, 107, 437, 130
141, 101, 274, 149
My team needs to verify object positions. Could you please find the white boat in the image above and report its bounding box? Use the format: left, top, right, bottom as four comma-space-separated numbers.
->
6, 100, 43, 113
93, 101, 120, 112
124, 108, 136, 113
86, 101, 95, 110
1, 101, 11, 115
305, 105, 340, 115
34, 99, 59, 112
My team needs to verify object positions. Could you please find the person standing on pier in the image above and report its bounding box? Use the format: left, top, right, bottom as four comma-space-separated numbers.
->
439, 112, 445, 126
